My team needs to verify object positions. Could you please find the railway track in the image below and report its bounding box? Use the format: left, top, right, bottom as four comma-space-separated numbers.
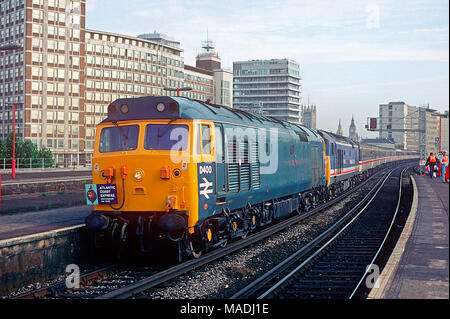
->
10, 166, 397, 299
231, 166, 411, 299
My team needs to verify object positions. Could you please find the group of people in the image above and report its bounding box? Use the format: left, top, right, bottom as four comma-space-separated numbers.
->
425, 151, 449, 183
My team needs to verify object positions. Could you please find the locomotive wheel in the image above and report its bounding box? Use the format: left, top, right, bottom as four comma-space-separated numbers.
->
219, 240, 228, 248
189, 240, 203, 259
311, 194, 317, 208
303, 196, 311, 212
109, 220, 120, 242
119, 223, 128, 243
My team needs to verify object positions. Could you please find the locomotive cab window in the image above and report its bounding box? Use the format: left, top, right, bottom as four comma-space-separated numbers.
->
215, 124, 224, 162
196, 124, 212, 155
144, 124, 189, 151
99, 125, 139, 153
202, 124, 211, 154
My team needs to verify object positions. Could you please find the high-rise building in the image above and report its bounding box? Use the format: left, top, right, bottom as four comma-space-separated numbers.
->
0, 2, 232, 166
0, 0, 26, 140
183, 64, 214, 102
83, 29, 185, 164
233, 59, 301, 123
1, 0, 86, 166
378, 101, 444, 153
212, 68, 232, 107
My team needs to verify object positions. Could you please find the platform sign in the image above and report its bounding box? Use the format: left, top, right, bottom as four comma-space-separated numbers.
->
85, 184, 118, 205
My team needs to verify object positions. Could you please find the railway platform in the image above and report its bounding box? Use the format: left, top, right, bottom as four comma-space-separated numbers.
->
1, 170, 91, 210
0, 168, 90, 183
369, 175, 449, 299
0, 205, 92, 296
0, 205, 92, 241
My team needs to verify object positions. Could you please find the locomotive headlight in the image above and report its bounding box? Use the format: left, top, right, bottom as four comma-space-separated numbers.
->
133, 169, 145, 181
156, 102, 165, 112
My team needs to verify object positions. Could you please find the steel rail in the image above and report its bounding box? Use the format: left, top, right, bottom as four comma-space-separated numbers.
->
230, 168, 394, 299
12, 264, 116, 299
249, 166, 410, 299
98, 168, 387, 299
348, 167, 406, 298
257, 168, 396, 299
8, 166, 387, 300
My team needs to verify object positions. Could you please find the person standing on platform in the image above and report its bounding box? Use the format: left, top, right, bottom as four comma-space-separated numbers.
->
440, 151, 448, 183
437, 152, 443, 177
426, 152, 437, 179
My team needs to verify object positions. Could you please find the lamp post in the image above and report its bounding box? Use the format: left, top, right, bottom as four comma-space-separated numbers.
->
1, 43, 23, 179
163, 86, 192, 97
4, 102, 22, 179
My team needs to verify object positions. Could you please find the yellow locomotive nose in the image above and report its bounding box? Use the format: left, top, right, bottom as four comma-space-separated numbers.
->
91, 118, 194, 216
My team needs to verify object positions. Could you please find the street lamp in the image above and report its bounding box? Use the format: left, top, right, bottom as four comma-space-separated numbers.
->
163, 86, 192, 97
1, 42, 23, 179
4, 102, 22, 179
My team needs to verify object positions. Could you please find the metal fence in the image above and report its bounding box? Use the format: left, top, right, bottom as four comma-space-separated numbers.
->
0, 158, 92, 170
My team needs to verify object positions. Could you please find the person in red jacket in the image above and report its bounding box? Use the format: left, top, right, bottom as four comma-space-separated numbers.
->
441, 151, 448, 183
446, 158, 449, 182
426, 153, 437, 179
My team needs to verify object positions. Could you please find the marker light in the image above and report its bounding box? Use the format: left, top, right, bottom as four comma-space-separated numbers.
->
160, 166, 171, 179
156, 103, 165, 112
102, 167, 114, 183
108, 104, 117, 115
120, 104, 129, 114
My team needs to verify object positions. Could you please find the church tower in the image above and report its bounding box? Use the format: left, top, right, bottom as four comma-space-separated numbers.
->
349, 115, 357, 140
337, 119, 343, 136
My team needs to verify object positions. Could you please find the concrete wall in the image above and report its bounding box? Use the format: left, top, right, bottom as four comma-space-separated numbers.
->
0, 225, 90, 296
1, 178, 91, 196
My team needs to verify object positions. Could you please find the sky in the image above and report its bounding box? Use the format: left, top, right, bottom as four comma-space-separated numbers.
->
86, 0, 449, 138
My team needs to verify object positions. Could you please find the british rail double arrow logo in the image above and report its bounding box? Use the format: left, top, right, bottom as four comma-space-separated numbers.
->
199, 177, 213, 199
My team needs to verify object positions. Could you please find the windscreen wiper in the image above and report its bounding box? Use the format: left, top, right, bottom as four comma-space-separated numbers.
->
157, 118, 177, 138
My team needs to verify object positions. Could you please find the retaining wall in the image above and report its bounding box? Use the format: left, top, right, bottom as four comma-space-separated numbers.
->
0, 225, 91, 296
